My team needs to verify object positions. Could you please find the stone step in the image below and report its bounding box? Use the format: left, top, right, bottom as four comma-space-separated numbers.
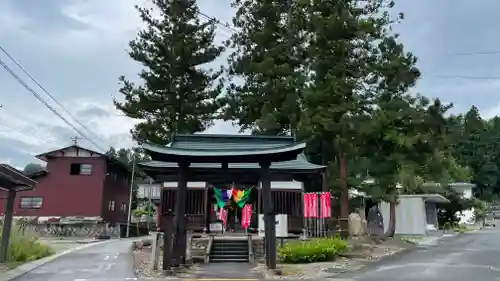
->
211, 252, 249, 257
210, 258, 249, 263
211, 245, 248, 250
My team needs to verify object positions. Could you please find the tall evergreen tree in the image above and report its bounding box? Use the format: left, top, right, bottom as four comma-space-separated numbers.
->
114, 0, 225, 144
456, 106, 498, 199
223, 0, 308, 135
300, 0, 395, 219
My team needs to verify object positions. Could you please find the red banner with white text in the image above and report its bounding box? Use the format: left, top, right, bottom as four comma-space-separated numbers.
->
303, 193, 319, 218
319, 192, 332, 218
241, 204, 252, 229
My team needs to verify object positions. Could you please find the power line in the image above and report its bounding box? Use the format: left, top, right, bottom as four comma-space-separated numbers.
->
196, 10, 238, 34
445, 50, 500, 56
0, 117, 60, 145
0, 57, 107, 152
424, 75, 500, 80
0, 104, 42, 125
0, 46, 109, 148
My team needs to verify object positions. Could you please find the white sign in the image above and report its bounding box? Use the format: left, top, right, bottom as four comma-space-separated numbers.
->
209, 222, 223, 233
276, 214, 288, 237
258, 214, 288, 237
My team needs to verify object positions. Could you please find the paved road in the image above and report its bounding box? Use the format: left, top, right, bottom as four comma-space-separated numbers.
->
340, 228, 500, 281
13, 239, 137, 281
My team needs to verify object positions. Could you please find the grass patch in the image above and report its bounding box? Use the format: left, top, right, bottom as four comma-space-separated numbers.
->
279, 237, 349, 264
395, 235, 423, 244
0, 224, 54, 264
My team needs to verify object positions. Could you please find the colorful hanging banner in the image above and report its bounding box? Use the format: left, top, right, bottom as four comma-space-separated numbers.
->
214, 187, 233, 208
232, 188, 252, 208
241, 204, 252, 229
303, 193, 319, 218
320, 192, 332, 218
219, 208, 228, 226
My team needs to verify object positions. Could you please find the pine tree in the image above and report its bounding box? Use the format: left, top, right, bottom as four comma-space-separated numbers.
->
223, 0, 308, 135
114, 0, 224, 144
300, 0, 395, 219
457, 106, 498, 199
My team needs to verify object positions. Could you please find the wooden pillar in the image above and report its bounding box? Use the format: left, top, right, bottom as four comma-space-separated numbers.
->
203, 182, 209, 233
162, 211, 175, 272
173, 161, 190, 266
0, 190, 16, 262
260, 161, 276, 270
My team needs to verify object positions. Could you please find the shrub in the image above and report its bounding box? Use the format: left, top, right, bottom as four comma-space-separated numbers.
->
279, 237, 349, 264
0, 224, 54, 263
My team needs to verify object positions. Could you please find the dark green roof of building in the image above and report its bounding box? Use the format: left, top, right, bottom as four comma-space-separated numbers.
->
139, 134, 324, 172
171, 134, 296, 150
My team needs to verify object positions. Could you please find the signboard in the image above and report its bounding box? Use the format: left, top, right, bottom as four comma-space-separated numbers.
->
276, 214, 288, 237
209, 222, 223, 233
258, 214, 288, 237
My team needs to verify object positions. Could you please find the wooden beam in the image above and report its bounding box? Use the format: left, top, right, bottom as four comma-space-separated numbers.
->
173, 161, 189, 266
260, 160, 276, 270
0, 190, 15, 262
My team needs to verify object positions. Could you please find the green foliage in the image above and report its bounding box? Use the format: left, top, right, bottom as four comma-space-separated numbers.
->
279, 237, 348, 264
22, 163, 44, 175
114, 0, 224, 144
133, 209, 149, 217
1, 225, 54, 263
105, 146, 150, 209
473, 199, 487, 222
223, 0, 308, 135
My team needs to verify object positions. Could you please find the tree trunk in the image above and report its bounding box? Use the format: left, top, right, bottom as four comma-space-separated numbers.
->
338, 153, 349, 219
385, 194, 396, 238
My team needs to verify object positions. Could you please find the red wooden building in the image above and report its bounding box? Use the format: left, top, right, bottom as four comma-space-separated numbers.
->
0, 145, 131, 224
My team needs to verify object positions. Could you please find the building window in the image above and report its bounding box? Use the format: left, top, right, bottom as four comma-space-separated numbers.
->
121, 202, 127, 212
20, 197, 43, 209
70, 164, 93, 175
108, 200, 115, 211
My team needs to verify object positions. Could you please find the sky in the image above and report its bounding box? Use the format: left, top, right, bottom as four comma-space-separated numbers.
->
0, 0, 500, 169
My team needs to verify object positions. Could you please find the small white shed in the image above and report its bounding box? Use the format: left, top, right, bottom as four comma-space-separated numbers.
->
379, 194, 449, 236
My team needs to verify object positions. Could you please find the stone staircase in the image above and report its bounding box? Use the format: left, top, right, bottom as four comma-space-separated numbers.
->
209, 238, 249, 263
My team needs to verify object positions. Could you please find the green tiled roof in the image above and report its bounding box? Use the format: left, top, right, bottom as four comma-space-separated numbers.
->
139, 153, 324, 171
142, 141, 306, 157
170, 134, 295, 150
140, 134, 325, 172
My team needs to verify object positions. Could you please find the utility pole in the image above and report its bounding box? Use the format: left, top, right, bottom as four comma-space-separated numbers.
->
71, 136, 82, 146
126, 156, 136, 238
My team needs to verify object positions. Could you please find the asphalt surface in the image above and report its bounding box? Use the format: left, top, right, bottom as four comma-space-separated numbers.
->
13, 239, 137, 281
10, 229, 500, 281
338, 228, 500, 281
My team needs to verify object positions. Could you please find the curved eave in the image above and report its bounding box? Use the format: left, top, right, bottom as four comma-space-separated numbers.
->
142, 141, 307, 163
138, 161, 325, 174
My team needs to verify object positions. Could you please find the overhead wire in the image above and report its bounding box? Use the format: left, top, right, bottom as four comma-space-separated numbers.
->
0, 55, 107, 152
0, 46, 109, 149
0, 116, 61, 146
0, 48, 139, 171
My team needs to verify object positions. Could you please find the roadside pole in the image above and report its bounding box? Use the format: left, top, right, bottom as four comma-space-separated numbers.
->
126, 156, 136, 238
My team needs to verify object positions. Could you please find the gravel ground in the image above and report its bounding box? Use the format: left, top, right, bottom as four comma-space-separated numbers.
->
132, 237, 415, 280
258, 237, 415, 280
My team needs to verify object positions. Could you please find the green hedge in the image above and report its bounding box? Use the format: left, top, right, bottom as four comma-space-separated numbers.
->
0, 225, 54, 263
279, 237, 349, 264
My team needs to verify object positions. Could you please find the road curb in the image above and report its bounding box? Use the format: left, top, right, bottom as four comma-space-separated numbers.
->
0, 239, 113, 281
